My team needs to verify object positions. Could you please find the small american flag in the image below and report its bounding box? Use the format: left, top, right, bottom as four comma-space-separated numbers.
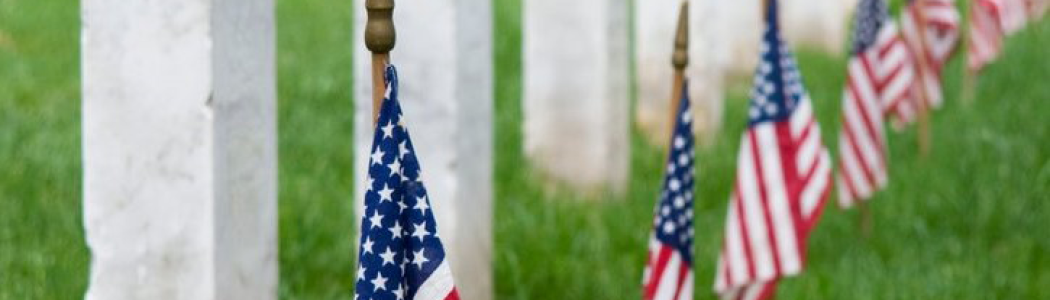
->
836, 0, 911, 207
355, 65, 459, 300
999, 0, 1030, 34
899, 0, 960, 114
713, 1, 832, 299
641, 83, 696, 300
968, 0, 1006, 72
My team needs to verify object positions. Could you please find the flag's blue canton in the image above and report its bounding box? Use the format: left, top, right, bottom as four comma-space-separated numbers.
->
852, 0, 890, 54
748, 0, 809, 127
652, 82, 696, 263
355, 65, 450, 300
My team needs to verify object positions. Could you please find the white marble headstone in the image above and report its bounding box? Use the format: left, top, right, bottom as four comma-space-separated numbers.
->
523, 0, 631, 193
352, 1, 494, 299
81, 0, 277, 299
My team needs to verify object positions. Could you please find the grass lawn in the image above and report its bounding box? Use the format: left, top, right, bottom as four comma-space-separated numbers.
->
1, 0, 1048, 298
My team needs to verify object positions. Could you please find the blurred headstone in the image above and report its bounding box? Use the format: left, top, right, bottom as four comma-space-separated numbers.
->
352, 1, 494, 299
714, 0, 855, 75
781, 0, 856, 56
523, 0, 631, 193
82, 0, 276, 299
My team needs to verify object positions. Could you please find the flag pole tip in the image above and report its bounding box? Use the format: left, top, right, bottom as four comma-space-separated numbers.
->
365, 0, 396, 54
672, 1, 689, 70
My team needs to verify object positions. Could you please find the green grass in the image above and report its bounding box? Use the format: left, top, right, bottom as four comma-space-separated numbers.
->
275, 0, 357, 299
1, 0, 1048, 298
0, 0, 86, 298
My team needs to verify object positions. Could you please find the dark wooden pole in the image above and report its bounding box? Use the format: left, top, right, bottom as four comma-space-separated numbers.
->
365, 0, 395, 127
762, 0, 769, 19
668, 0, 689, 132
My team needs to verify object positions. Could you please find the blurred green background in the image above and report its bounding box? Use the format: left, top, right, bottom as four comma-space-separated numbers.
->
1, 0, 1048, 298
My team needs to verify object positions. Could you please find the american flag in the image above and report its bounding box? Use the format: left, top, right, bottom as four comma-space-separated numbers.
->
999, 0, 1030, 34
899, 0, 960, 115
713, 1, 832, 299
836, 0, 911, 207
355, 65, 459, 300
968, 0, 1006, 72
642, 83, 696, 300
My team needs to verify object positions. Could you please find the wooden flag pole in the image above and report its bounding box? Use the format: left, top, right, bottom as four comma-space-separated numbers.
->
668, 0, 689, 132
762, 0, 769, 19
365, 0, 395, 127
912, 2, 934, 157
961, 12, 978, 106
962, 62, 977, 105
859, 200, 873, 237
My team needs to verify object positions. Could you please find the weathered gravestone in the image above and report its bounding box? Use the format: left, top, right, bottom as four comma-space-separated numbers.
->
634, 0, 857, 146
352, 1, 494, 299
82, 0, 277, 299
523, 0, 631, 193
780, 0, 856, 56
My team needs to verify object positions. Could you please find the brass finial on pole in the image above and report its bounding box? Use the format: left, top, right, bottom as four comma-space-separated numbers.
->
671, 2, 689, 71
668, 0, 689, 130
365, 0, 395, 126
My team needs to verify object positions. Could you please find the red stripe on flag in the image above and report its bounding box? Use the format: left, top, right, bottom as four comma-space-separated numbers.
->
775, 122, 807, 271
843, 84, 880, 190
671, 262, 690, 300
853, 59, 889, 165
733, 187, 758, 282
443, 288, 460, 300
644, 245, 674, 300
756, 280, 779, 300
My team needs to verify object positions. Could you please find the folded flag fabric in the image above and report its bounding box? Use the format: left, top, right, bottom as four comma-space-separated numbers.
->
900, 0, 960, 112
642, 82, 696, 300
713, 1, 833, 299
355, 65, 459, 300
837, 0, 910, 207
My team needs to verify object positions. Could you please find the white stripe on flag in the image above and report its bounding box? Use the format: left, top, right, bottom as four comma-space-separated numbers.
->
795, 126, 819, 173
740, 281, 767, 300
789, 96, 812, 137
792, 100, 820, 171
413, 260, 456, 300
801, 150, 831, 219
755, 125, 801, 276
677, 271, 694, 300
838, 131, 872, 199
652, 250, 683, 300
880, 55, 914, 104
843, 86, 884, 186
724, 192, 749, 287
737, 131, 776, 280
